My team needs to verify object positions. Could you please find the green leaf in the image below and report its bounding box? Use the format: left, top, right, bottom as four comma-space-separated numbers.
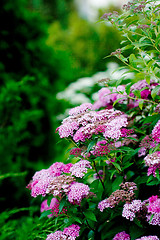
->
146, 75, 150, 84
116, 77, 124, 87
59, 197, 66, 213
155, 169, 160, 180
113, 97, 126, 106
122, 162, 133, 170
87, 140, 97, 153
112, 162, 121, 171
133, 89, 141, 98
151, 85, 160, 99
129, 53, 137, 68
139, 100, 144, 110
47, 195, 53, 206
84, 211, 97, 222
125, 82, 132, 95
39, 210, 52, 219
155, 33, 160, 47
71, 216, 82, 224
139, 36, 147, 43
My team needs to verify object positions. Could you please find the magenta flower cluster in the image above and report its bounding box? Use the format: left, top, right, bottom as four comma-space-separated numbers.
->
46, 224, 80, 240
40, 197, 67, 218
146, 195, 160, 226
113, 232, 159, 240
112, 231, 130, 240
152, 120, 160, 143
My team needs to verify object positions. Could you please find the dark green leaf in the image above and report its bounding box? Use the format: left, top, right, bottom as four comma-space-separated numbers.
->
84, 211, 97, 222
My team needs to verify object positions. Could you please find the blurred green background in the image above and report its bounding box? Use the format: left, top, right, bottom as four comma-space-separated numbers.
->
0, 0, 122, 238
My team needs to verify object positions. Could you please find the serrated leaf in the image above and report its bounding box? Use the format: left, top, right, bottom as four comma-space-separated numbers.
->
151, 85, 160, 99
84, 211, 97, 222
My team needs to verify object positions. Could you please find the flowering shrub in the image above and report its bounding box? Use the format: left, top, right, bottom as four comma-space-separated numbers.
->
27, 0, 160, 239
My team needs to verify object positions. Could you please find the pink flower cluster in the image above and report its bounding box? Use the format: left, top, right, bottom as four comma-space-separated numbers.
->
90, 140, 110, 157
113, 232, 159, 240
69, 103, 93, 116
130, 79, 158, 99
121, 128, 134, 137
26, 162, 73, 198
128, 80, 159, 108
136, 236, 159, 240
46, 224, 80, 240
138, 135, 156, 157
113, 231, 130, 240
122, 200, 144, 221
70, 160, 92, 178
103, 116, 128, 140
93, 86, 127, 110
67, 182, 90, 204
144, 152, 160, 177
40, 198, 66, 218
146, 195, 160, 226
57, 103, 128, 142
98, 182, 137, 212
122, 195, 160, 226
69, 148, 82, 157
152, 120, 160, 143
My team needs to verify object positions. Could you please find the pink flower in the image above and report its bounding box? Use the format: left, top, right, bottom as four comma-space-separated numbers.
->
113, 231, 130, 240
67, 182, 90, 204
152, 120, 160, 143
140, 89, 151, 99
46, 225, 80, 240
70, 160, 92, 178
40, 198, 65, 218
148, 196, 160, 214
136, 236, 159, 240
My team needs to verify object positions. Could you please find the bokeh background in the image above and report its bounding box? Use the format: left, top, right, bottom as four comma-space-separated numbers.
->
0, 0, 127, 238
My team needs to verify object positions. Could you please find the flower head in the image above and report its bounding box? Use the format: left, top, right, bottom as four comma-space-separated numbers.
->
113, 231, 130, 240
70, 160, 92, 178
67, 182, 90, 204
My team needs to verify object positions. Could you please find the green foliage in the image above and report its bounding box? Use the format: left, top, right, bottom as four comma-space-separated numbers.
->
0, 0, 60, 211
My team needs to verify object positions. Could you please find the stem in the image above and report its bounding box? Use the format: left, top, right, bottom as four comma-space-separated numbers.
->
93, 160, 105, 190
65, 137, 79, 148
